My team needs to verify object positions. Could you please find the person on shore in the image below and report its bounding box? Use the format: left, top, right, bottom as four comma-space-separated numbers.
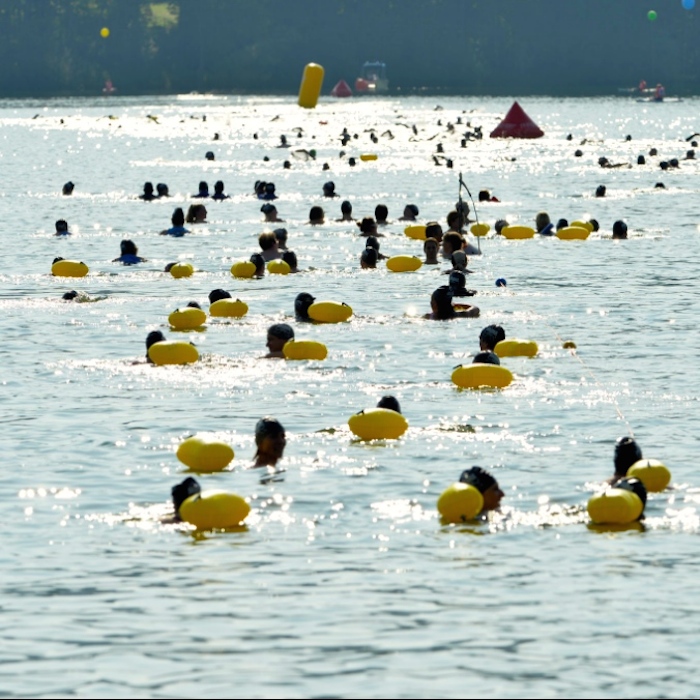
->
113, 239, 146, 264
264, 323, 294, 358
459, 466, 505, 514
160, 208, 189, 236
473, 325, 505, 365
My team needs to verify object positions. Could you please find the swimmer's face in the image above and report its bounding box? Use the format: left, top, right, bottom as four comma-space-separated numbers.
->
266, 333, 287, 354
424, 240, 438, 257
259, 429, 286, 460
481, 483, 504, 512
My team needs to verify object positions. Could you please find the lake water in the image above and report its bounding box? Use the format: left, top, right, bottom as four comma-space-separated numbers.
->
2, 94, 700, 698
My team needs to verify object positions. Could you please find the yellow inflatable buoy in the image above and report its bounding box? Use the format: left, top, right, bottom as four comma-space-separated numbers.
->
267, 259, 291, 275
587, 488, 644, 525
501, 225, 535, 240
298, 62, 324, 109
404, 225, 427, 240
100, 27, 110, 38
168, 307, 207, 330
147, 341, 199, 366
628, 459, 671, 493
283, 339, 328, 360
52, 260, 89, 278
348, 408, 408, 440
169, 262, 194, 279
360, 153, 378, 161
177, 435, 234, 473
437, 483, 484, 523
179, 490, 250, 530
307, 301, 353, 323
556, 226, 590, 241
451, 363, 513, 389
386, 255, 422, 273
209, 298, 248, 318
470, 223, 490, 237
495, 339, 538, 358
230, 261, 256, 279
571, 220, 594, 233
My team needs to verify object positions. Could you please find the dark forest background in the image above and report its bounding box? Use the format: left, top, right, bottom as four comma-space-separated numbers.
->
0, 0, 697, 97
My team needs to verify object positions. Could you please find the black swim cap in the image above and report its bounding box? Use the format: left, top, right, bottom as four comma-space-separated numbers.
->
615, 476, 647, 508
614, 437, 642, 476
377, 395, 401, 414
295, 292, 315, 319
186, 301, 202, 309
480, 324, 505, 349
146, 330, 166, 350
208, 289, 232, 304
62, 290, 79, 300
255, 417, 285, 443
459, 466, 497, 494
268, 323, 294, 341
172, 476, 201, 512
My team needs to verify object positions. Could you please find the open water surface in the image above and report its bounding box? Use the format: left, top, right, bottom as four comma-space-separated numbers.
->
1, 94, 700, 698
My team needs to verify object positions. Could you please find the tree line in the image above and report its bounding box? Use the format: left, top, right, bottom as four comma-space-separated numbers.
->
0, 0, 696, 97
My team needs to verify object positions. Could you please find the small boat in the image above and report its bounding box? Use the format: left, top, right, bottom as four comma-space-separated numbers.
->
355, 61, 388, 94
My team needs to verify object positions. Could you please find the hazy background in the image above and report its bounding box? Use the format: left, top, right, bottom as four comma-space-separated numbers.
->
1, 0, 697, 97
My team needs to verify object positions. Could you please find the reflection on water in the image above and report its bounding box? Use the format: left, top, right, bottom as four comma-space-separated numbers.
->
2, 95, 700, 697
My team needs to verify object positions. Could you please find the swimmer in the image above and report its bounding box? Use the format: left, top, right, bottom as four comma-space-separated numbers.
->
478, 189, 500, 203
61, 181, 74, 195
156, 183, 170, 198
473, 324, 505, 365
556, 218, 568, 231
374, 204, 389, 225
259, 182, 277, 200
448, 270, 476, 298
281, 250, 298, 272
608, 436, 643, 485
445, 211, 479, 254
358, 216, 384, 237
399, 204, 419, 222
274, 228, 288, 250
265, 323, 294, 358
208, 288, 232, 304
186, 204, 207, 224
61, 290, 106, 303
425, 221, 444, 244
424, 285, 479, 320
205, 151, 215, 161
258, 231, 281, 261
113, 239, 146, 265
212, 180, 230, 200
54, 219, 71, 236
250, 252, 266, 278
166, 476, 202, 523
253, 417, 287, 469
308, 205, 325, 225
192, 181, 209, 198
322, 181, 339, 198
535, 211, 554, 236
360, 247, 378, 269
295, 292, 316, 321
449, 250, 471, 274
160, 208, 189, 236
336, 200, 355, 222
261, 203, 284, 223
595, 185, 606, 198
139, 182, 157, 201
612, 220, 628, 239
424, 237, 440, 265
365, 236, 388, 260
459, 466, 504, 514
377, 395, 401, 414
494, 219, 509, 235
145, 330, 166, 363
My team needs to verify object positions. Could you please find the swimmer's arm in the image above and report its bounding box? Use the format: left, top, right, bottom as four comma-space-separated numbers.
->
455, 306, 480, 318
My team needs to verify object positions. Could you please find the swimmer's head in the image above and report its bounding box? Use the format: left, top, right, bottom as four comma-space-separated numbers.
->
157, 183, 169, 197
425, 221, 443, 241
274, 228, 288, 247
267, 323, 294, 342
62, 181, 74, 195
480, 324, 505, 350
358, 217, 377, 235
430, 286, 455, 320
186, 301, 202, 310
494, 219, 509, 235
341, 200, 352, 215
595, 185, 606, 197
377, 395, 401, 414
615, 476, 647, 509
612, 220, 628, 239
556, 218, 568, 231
55, 219, 68, 233
261, 203, 276, 215
205, 151, 215, 161
448, 270, 467, 295
171, 476, 201, 514
62, 290, 79, 300
322, 181, 336, 196
208, 289, 232, 304
146, 330, 165, 349
459, 466, 504, 511
255, 416, 286, 448
295, 292, 315, 320
360, 247, 378, 269
250, 253, 266, 275
614, 436, 642, 477
120, 239, 137, 255
365, 235, 380, 251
